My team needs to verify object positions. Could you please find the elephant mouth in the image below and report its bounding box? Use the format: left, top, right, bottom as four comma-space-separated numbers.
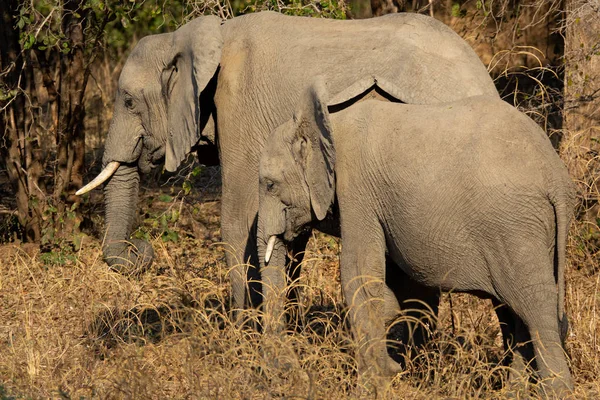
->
140, 150, 164, 173
283, 206, 312, 242
284, 224, 311, 243
262, 205, 311, 264
264, 224, 310, 264
138, 138, 166, 173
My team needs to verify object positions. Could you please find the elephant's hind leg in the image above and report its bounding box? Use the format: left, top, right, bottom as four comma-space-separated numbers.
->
493, 255, 573, 397
386, 258, 440, 364
492, 299, 534, 388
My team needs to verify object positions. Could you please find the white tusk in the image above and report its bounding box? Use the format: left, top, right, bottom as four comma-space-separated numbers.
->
264, 235, 277, 264
75, 161, 121, 195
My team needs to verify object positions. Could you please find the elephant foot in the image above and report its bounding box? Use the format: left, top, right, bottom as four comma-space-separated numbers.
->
502, 348, 573, 399
259, 333, 299, 373
356, 368, 395, 399
535, 376, 574, 400
499, 344, 533, 398
103, 238, 154, 276
354, 353, 401, 399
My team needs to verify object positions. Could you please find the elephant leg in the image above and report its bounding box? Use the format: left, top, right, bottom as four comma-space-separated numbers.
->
226, 228, 262, 318
220, 191, 262, 320
495, 258, 573, 397
492, 299, 533, 386
386, 257, 439, 362
341, 220, 401, 386
285, 231, 311, 330
514, 300, 571, 397
242, 216, 263, 308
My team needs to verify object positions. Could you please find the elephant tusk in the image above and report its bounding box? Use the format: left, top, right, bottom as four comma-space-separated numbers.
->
75, 161, 121, 195
264, 235, 277, 264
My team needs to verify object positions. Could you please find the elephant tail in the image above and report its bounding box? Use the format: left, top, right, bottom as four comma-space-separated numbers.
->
549, 190, 573, 344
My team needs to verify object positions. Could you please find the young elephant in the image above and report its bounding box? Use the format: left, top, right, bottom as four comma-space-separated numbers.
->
258, 81, 575, 395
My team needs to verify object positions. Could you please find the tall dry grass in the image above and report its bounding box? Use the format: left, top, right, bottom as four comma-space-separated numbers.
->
1, 207, 599, 398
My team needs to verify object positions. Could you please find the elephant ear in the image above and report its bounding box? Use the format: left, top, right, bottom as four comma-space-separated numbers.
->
293, 79, 336, 221
162, 16, 223, 172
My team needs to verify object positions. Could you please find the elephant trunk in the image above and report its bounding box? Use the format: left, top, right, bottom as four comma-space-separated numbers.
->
103, 163, 153, 273
257, 206, 288, 333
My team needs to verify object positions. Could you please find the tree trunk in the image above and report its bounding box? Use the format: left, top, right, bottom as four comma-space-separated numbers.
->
0, 0, 43, 241
562, 0, 600, 221
53, 0, 88, 234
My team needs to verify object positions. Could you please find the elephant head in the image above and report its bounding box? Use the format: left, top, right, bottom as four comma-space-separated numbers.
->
258, 79, 336, 264
77, 16, 223, 273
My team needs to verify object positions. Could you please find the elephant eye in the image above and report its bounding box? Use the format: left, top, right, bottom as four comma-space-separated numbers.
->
124, 97, 134, 110
266, 181, 275, 192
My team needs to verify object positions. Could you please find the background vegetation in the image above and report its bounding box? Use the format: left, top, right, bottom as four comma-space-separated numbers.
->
0, 0, 598, 398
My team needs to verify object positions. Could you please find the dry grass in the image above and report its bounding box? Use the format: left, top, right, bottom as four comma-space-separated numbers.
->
1, 192, 599, 399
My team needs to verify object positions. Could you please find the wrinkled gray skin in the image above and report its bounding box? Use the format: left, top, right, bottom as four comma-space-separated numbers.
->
258, 82, 574, 395
98, 12, 498, 325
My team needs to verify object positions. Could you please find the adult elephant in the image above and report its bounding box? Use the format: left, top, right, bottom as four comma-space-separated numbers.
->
77, 11, 498, 326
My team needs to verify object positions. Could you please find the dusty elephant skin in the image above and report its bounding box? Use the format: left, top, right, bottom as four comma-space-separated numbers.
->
78, 11, 498, 326
258, 81, 575, 396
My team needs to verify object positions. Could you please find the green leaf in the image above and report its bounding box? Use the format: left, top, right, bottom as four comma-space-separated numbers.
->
191, 166, 203, 177
183, 180, 192, 195
133, 230, 150, 241
161, 230, 179, 243
451, 3, 465, 17
158, 194, 173, 202
0, 89, 18, 101
24, 34, 36, 50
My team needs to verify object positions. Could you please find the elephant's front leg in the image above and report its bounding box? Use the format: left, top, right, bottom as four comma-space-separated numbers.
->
282, 232, 311, 329
220, 182, 262, 317
340, 217, 401, 386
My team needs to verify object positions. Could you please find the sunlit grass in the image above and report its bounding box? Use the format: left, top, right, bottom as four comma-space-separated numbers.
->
0, 217, 598, 399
